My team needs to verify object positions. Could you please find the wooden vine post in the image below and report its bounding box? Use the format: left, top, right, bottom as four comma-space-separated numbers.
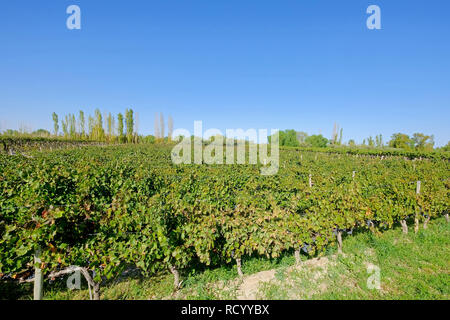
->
336, 230, 343, 254
236, 258, 243, 278
169, 266, 181, 290
33, 248, 43, 300
414, 181, 421, 233
309, 174, 313, 188
294, 249, 301, 265
400, 219, 408, 234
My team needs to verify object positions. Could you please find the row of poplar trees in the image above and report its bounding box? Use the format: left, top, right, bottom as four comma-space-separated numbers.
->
51, 109, 135, 143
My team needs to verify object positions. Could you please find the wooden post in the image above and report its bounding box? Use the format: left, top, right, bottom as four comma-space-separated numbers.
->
445, 213, 449, 223
423, 216, 430, 229
236, 258, 243, 277
33, 249, 43, 300
169, 265, 181, 290
414, 216, 419, 233
336, 230, 343, 254
415, 181, 421, 233
294, 249, 301, 265
309, 174, 312, 188
400, 220, 408, 234
352, 171, 356, 179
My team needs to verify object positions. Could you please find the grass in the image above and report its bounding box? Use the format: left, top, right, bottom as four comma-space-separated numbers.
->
2, 217, 449, 300
258, 217, 450, 300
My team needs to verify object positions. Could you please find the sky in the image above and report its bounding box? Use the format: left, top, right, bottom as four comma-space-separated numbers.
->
0, 0, 449, 146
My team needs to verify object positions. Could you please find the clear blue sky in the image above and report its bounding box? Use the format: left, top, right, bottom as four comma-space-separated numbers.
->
1, 0, 449, 146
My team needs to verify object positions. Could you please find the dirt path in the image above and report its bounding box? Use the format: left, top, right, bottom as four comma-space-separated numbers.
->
236, 256, 331, 300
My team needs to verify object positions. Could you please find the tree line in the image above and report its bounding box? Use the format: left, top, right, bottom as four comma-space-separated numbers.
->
271, 123, 448, 152
1, 109, 175, 144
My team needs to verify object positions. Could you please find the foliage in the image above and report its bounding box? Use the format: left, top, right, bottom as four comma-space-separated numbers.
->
305, 135, 329, 148
0, 145, 448, 296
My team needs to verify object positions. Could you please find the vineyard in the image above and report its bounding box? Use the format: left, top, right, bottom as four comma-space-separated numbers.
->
0, 144, 448, 299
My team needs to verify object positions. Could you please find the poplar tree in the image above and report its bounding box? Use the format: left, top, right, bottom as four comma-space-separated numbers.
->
168, 115, 174, 141
154, 112, 160, 139
88, 115, 94, 140
160, 112, 165, 139
94, 109, 104, 141
79, 111, 85, 138
125, 109, 134, 143
117, 113, 124, 143
107, 112, 113, 142
52, 112, 59, 136
61, 116, 68, 137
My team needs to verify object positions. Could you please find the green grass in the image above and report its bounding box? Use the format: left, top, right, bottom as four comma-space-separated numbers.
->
2, 217, 449, 300
258, 217, 450, 300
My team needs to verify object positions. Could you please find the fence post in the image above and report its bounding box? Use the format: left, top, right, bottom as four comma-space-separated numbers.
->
309, 174, 312, 188
33, 248, 44, 300
294, 249, 301, 265
336, 230, 343, 254
414, 181, 420, 233
236, 258, 243, 277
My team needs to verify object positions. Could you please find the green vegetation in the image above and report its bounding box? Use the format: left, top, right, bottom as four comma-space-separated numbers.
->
3, 217, 448, 300
259, 216, 449, 300
0, 144, 448, 300
1, 109, 175, 145
268, 126, 445, 153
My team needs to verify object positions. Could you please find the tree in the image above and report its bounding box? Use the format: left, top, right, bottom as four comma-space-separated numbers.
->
305, 134, 329, 148
32, 129, 51, 137
117, 113, 124, 143
111, 116, 116, 142
412, 133, 434, 151
133, 112, 139, 143
270, 130, 299, 147
296, 131, 308, 145
94, 109, 104, 141
368, 136, 375, 147
61, 116, 68, 137
331, 122, 339, 145
69, 114, 76, 138
284, 130, 299, 147
168, 115, 174, 141
107, 113, 113, 142
375, 134, 383, 148
144, 135, 156, 144
79, 111, 85, 138
160, 113, 165, 139
125, 109, 134, 143
52, 112, 59, 136
154, 113, 161, 139
338, 128, 343, 145
348, 139, 356, 147
389, 133, 413, 150
88, 116, 94, 140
